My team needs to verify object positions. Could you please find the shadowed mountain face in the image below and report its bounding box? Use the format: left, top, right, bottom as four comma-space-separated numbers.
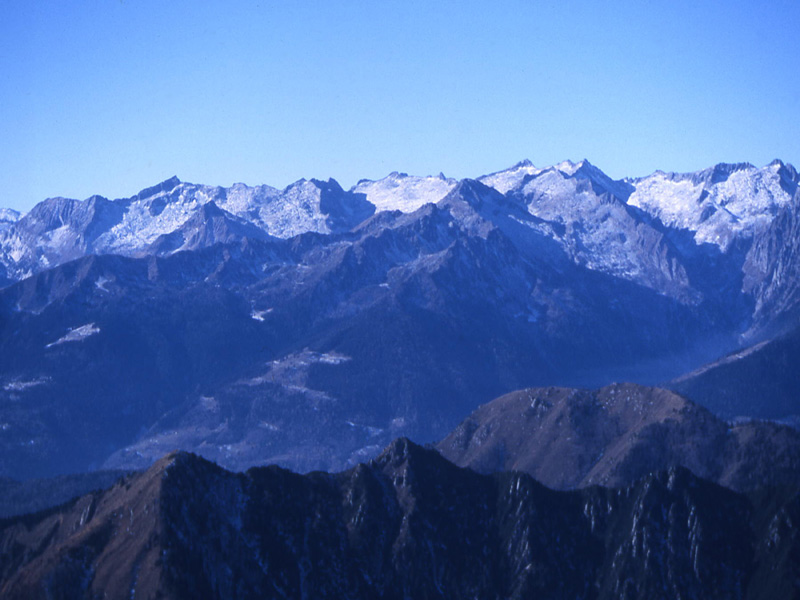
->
0, 161, 799, 479
437, 383, 800, 492
1, 442, 799, 599
668, 323, 800, 423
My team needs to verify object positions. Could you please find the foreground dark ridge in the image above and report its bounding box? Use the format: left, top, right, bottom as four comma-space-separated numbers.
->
0, 440, 797, 599
438, 383, 800, 492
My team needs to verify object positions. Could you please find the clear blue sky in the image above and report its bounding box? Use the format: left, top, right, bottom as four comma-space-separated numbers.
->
1, 0, 798, 211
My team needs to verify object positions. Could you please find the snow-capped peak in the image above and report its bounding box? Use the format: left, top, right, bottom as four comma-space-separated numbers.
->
553, 159, 586, 176
627, 161, 795, 250
134, 176, 182, 201
479, 158, 624, 199
477, 160, 543, 195
0, 208, 21, 224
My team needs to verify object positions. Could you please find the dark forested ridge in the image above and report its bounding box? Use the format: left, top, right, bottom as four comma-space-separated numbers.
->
0, 441, 798, 599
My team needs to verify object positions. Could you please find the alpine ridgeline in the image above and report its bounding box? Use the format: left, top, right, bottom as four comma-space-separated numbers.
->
0, 442, 797, 599
1, 160, 799, 478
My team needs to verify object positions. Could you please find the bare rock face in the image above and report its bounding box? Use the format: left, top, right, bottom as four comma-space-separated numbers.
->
437, 383, 800, 492
0, 442, 797, 599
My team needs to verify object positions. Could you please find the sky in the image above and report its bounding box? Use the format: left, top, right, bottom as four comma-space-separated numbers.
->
1, 0, 798, 212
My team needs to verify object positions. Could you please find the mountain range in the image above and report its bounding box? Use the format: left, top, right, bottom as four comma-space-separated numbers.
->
1, 441, 797, 599
1, 159, 799, 479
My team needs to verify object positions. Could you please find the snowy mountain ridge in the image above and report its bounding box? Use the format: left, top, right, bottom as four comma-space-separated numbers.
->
627, 160, 799, 251
0, 208, 20, 224
1, 160, 797, 295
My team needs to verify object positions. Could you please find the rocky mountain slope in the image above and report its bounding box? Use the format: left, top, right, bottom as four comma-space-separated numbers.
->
1, 159, 799, 479
0, 441, 797, 599
437, 383, 800, 492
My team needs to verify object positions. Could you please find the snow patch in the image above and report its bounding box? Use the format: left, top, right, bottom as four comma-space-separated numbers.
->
237, 350, 351, 407
353, 172, 456, 213
317, 352, 350, 365
94, 276, 111, 292
3, 377, 50, 392
250, 308, 273, 321
46, 323, 101, 348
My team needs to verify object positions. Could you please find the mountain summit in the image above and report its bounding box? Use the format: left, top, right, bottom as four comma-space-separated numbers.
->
438, 383, 800, 491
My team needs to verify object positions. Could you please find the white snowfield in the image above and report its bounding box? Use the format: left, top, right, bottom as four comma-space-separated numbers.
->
626, 161, 792, 250
45, 323, 101, 348
0, 159, 796, 288
101, 188, 208, 254
353, 171, 456, 213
